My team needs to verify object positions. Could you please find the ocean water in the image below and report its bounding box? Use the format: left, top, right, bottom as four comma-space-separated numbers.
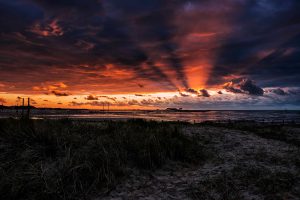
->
1, 110, 300, 123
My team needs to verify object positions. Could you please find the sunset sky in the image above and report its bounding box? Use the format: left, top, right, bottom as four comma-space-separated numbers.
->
0, 0, 300, 109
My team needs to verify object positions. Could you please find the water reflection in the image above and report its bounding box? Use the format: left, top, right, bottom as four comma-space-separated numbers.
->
1, 110, 298, 123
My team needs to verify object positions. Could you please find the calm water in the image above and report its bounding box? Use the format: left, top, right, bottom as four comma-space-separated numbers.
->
2, 110, 300, 123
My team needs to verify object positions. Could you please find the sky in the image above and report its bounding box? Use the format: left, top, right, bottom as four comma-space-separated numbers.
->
0, 0, 300, 110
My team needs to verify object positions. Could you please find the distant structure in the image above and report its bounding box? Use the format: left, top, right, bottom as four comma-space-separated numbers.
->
27, 98, 30, 118
21, 98, 24, 117
17, 97, 31, 119
0, 103, 4, 111
166, 108, 183, 111
102, 102, 110, 112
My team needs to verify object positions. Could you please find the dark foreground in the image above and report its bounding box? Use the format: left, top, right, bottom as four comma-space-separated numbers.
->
0, 119, 299, 200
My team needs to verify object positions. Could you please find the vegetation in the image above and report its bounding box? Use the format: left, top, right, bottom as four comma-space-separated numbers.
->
1, 118, 298, 200
0, 118, 205, 200
188, 163, 299, 200
199, 121, 300, 146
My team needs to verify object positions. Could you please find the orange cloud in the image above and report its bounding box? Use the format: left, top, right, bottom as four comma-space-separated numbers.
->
0, 97, 6, 104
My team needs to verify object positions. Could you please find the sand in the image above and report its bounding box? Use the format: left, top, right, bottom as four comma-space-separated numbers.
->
98, 125, 300, 200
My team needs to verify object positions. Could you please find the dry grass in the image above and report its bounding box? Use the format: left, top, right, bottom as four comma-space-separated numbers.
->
187, 164, 299, 200
0, 118, 206, 200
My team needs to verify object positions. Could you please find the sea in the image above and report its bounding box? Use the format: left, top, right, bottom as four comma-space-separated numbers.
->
1, 109, 300, 123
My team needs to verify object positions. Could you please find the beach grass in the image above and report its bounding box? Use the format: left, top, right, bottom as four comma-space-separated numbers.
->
0, 118, 205, 200
1, 118, 299, 199
199, 121, 300, 146
187, 163, 298, 200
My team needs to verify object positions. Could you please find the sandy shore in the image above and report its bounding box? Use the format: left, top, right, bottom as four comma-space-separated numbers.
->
98, 124, 300, 200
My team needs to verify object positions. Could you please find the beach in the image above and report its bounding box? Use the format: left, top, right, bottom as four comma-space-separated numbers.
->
2, 0, 300, 199
100, 122, 300, 200
0, 119, 299, 200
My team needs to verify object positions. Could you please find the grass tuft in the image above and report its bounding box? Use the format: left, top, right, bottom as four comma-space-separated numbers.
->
0, 118, 205, 200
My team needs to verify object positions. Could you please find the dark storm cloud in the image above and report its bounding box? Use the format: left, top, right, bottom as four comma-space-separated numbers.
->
179, 92, 189, 97
132, 1, 190, 88
185, 88, 198, 95
0, 0, 182, 91
31, 0, 102, 11
1, 0, 300, 98
108, 0, 190, 88
145, 61, 178, 90
199, 89, 210, 97
223, 78, 264, 96
271, 88, 287, 96
0, 0, 43, 33
266, 88, 300, 96
207, 0, 300, 87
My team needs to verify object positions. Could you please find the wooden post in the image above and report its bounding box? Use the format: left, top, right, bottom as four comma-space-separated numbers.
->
16, 102, 18, 114
21, 98, 24, 118
27, 98, 30, 119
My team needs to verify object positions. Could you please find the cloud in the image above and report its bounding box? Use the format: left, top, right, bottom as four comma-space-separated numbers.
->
33, 83, 68, 92
30, 99, 38, 105
185, 88, 198, 95
206, 0, 300, 87
85, 95, 98, 100
0, 0, 299, 110
0, 98, 6, 104
64, 86, 300, 109
98, 96, 117, 102
75, 40, 95, 51
30, 19, 64, 37
223, 78, 264, 96
51, 90, 70, 96
179, 92, 189, 97
127, 99, 139, 105
271, 88, 287, 96
185, 88, 211, 97
265, 87, 300, 96
69, 101, 84, 106
288, 89, 300, 95
199, 89, 210, 97
0, 1, 43, 33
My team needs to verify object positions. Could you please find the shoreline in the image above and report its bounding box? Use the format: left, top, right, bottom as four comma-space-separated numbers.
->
1, 116, 300, 125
